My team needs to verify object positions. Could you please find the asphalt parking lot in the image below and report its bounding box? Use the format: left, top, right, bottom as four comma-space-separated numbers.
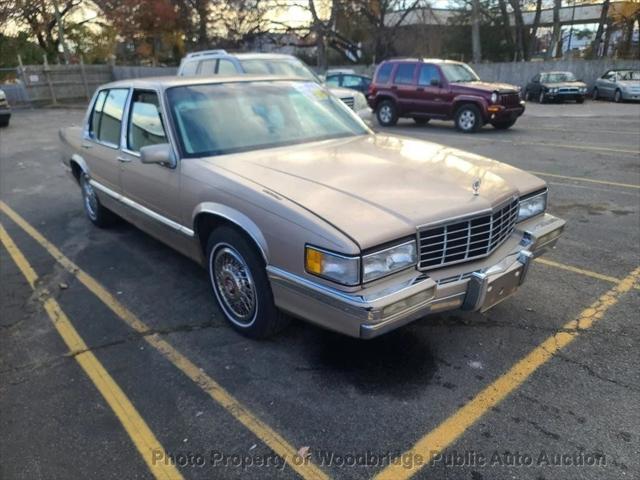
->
1, 100, 639, 480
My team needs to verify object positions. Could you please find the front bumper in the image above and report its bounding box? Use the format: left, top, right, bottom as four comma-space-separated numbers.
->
488, 102, 525, 122
267, 213, 565, 339
621, 90, 640, 101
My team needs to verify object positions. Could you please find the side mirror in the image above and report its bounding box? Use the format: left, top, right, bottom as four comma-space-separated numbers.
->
140, 144, 175, 167
430, 78, 441, 87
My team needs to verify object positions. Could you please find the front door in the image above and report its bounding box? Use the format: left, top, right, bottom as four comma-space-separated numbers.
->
392, 63, 418, 115
119, 89, 183, 229
84, 88, 130, 194
416, 64, 447, 118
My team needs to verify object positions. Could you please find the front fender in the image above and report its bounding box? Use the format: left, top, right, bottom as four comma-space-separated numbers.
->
192, 202, 269, 262
452, 95, 489, 118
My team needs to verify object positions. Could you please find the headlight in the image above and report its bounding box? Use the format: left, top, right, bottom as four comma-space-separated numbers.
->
518, 190, 547, 222
353, 91, 368, 111
362, 240, 417, 283
490, 92, 499, 104
305, 246, 360, 286
0, 91, 5, 100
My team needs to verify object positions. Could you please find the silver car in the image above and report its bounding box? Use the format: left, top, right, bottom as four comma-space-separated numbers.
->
593, 69, 640, 102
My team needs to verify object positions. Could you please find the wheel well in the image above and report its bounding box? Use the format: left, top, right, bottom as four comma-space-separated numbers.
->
373, 95, 394, 109
194, 213, 266, 264
70, 160, 83, 184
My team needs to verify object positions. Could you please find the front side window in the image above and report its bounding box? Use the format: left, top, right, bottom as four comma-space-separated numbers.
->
376, 63, 393, 84
92, 88, 128, 146
217, 59, 236, 76
342, 75, 363, 88
394, 64, 416, 85
167, 81, 368, 158
127, 90, 167, 152
418, 65, 441, 86
618, 70, 640, 81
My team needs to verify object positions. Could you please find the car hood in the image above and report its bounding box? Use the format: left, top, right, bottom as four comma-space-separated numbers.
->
452, 81, 519, 94
328, 86, 357, 98
542, 81, 586, 88
201, 135, 545, 249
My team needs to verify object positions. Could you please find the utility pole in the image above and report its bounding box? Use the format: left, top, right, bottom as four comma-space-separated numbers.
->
52, 0, 71, 64
567, 0, 577, 53
471, 0, 482, 63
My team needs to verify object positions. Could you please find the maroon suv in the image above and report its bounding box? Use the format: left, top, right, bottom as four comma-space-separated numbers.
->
368, 59, 525, 133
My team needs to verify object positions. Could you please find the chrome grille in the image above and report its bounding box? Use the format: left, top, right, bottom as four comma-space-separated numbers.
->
558, 87, 579, 94
340, 96, 355, 110
418, 197, 519, 270
500, 93, 520, 106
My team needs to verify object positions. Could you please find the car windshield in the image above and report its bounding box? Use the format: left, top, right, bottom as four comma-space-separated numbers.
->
542, 72, 576, 83
617, 70, 640, 81
440, 64, 480, 83
167, 81, 368, 158
240, 58, 321, 84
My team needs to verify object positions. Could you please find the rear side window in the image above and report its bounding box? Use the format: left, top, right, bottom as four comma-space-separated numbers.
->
180, 61, 198, 76
127, 90, 167, 152
343, 75, 364, 88
326, 75, 340, 87
376, 63, 393, 84
90, 90, 108, 138
90, 88, 128, 146
418, 65, 441, 86
394, 64, 416, 85
199, 59, 216, 75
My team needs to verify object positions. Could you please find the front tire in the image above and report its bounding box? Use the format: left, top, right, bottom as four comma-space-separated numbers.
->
0, 116, 9, 128
524, 90, 532, 101
80, 172, 117, 227
614, 89, 622, 103
376, 100, 398, 127
206, 226, 288, 338
576, 96, 584, 104
592, 88, 599, 100
538, 91, 546, 104
455, 104, 482, 133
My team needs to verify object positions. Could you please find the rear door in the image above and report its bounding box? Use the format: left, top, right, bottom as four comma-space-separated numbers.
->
392, 63, 418, 114
84, 88, 130, 194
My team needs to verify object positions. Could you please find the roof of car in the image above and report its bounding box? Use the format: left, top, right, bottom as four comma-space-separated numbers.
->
540, 71, 574, 74
97, 75, 310, 91
182, 51, 300, 62
383, 58, 465, 65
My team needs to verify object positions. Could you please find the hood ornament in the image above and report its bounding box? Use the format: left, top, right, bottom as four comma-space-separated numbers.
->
472, 178, 481, 196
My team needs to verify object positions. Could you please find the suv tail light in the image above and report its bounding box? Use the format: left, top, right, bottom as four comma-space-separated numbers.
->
368, 84, 376, 97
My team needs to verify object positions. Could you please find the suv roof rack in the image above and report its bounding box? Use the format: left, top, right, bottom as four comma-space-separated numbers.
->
185, 49, 228, 59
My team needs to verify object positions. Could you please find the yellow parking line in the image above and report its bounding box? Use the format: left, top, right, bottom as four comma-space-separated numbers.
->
528, 171, 640, 189
534, 258, 625, 284
0, 224, 183, 480
0, 201, 329, 480
374, 265, 640, 480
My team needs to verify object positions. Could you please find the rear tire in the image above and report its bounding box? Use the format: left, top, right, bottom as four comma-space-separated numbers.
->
206, 226, 288, 339
80, 172, 118, 228
454, 104, 482, 133
491, 120, 516, 130
376, 99, 398, 127
592, 88, 599, 100
576, 97, 584, 104
538, 91, 546, 104
413, 117, 430, 125
0, 117, 9, 128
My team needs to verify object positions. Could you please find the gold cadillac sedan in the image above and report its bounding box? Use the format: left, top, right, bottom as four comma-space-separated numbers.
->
59, 76, 565, 339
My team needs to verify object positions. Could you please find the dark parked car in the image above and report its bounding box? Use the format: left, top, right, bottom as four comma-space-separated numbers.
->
367, 59, 524, 133
524, 72, 587, 104
0, 89, 10, 127
326, 72, 371, 94
593, 69, 640, 102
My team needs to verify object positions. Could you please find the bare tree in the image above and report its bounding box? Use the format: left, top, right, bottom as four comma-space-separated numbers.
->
590, 0, 610, 57
471, 0, 481, 62
527, 0, 543, 59
546, 0, 562, 59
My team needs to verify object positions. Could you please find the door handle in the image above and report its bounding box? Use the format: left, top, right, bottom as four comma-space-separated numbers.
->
416, 87, 424, 92
81, 142, 93, 149
117, 156, 131, 163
